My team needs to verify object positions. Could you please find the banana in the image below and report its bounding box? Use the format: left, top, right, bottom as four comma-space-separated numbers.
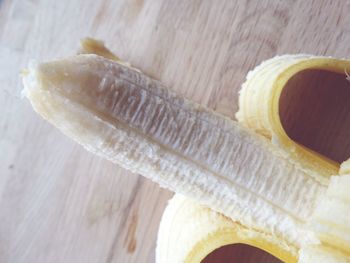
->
77, 40, 297, 262
158, 54, 350, 262
22, 40, 350, 262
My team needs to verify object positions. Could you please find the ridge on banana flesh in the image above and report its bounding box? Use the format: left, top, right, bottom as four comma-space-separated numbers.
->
22, 53, 324, 246
298, 174, 350, 262
160, 174, 350, 263
159, 54, 350, 262
21, 39, 350, 262
238, 55, 350, 262
78, 40, 297, 262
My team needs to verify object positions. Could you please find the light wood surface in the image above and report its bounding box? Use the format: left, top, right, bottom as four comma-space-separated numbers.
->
1, 0, 350, 262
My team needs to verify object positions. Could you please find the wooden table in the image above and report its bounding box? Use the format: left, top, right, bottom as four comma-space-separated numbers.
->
1, 0, 350, 262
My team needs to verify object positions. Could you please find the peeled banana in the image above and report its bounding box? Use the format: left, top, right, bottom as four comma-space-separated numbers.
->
157, 54, 350, 262
22, 39, 350, 262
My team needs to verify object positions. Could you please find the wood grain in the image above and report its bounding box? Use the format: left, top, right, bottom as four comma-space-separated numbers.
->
1, 0, 350, 262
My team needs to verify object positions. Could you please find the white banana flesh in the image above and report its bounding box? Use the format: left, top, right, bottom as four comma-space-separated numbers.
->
158, 54, 350, 262
23, 54, 324, 246
237, 54, 350, 262
305, 174, 350, 259
22, 40, 350, 262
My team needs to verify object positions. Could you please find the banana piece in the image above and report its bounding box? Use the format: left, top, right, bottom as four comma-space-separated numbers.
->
22, 41, 350, 262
